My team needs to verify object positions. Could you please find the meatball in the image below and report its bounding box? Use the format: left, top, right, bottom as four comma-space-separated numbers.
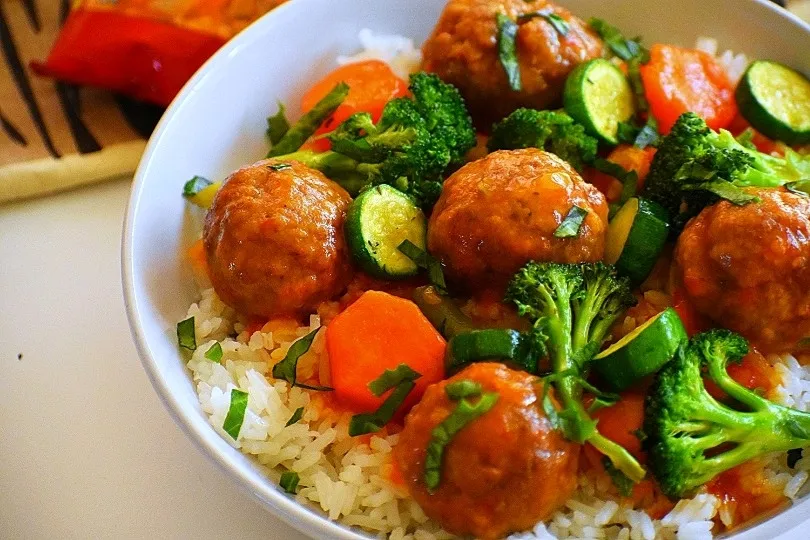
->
394, 363, 579, 539
422, 0, 603, 126
676, 188, 810, 353
203, 160, 352, 318
428, 148, 608, 291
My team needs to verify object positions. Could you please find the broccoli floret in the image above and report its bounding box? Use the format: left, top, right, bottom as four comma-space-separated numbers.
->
506, 261, 644, 482
644, 330, 810, 499
275, 73, 475, 207
487, 109, 598, 172
643, 112, 810, 229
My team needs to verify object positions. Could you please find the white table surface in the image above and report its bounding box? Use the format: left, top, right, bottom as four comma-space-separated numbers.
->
0, 179, 308, 540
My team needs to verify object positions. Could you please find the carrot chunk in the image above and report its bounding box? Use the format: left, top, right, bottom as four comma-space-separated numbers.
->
640, 44, 737, 134
325, 290, 446, 412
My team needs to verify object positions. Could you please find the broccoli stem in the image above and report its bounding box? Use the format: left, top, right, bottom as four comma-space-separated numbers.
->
590, 433, 647, 483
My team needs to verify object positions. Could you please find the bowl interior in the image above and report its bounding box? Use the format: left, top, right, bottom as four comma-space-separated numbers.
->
123, 1, 810, 538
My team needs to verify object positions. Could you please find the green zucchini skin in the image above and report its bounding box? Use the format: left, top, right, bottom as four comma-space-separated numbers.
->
446, 329, 538, 374
607, 197, 670, 286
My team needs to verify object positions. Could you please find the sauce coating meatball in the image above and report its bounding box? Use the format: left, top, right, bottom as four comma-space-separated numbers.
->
394, 362, 579, 539
428, 148, 608, 291
422, 0, 603, 126
203, 160, 353, 318
676, 188, 810, 353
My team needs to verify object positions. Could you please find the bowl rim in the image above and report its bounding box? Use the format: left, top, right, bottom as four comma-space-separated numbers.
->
122, 1, 810, 539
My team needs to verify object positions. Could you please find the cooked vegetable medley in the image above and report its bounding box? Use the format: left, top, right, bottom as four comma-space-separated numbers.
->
177, 1, 810, 538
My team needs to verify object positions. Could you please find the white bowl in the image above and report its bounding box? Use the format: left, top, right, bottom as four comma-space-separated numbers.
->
123, 1, 810, 538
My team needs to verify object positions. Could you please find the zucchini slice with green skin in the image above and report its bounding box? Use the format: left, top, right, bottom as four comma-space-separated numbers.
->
592, 307, 687, 391
446, 329, 537, 374
345, 184, 427, 279
736, 60, 810, 145
605, 197, 669, 286
564, 58, 636, 144
183, 176, 221, 209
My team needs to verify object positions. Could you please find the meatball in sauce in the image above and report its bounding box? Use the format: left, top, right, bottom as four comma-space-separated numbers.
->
428, 148, 608, 292
394, 363, 579, 539
203, 160, 353, 318
676, 188, 810, 353
422, 0, 604, 126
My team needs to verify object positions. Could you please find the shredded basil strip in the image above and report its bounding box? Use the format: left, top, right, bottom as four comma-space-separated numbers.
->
267, 102, 290, 145
279, 471, 300, 494
182, 176, 212, 198
267, 82, 349, 157
518, 10, 569, 36
554, 205, 588, 238
271, 327, 332, 391
496, 13, 522, 92
204, 341, 223, 363
683, 181, 760, 206
445, 380, 482, 401
588, 18, 644, 61
177, 317, 197, 351
267, 162, 292, 172
285, 407, 305, 427
398, 239, 448, 295
368, 364, 422, 396
424, 392, 499, 492
593, 158, 638, 208
223, 389, 249, 440
349, 380, 416, 436
603, 456, 635, 496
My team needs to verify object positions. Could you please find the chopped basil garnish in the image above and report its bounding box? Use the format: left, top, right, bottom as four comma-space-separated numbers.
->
349, 380, 417, 436
588, 18, 644, 61
398, 239, 448, 295
593, 158, 638, 212
271, 327, 332, 391
268, 82, 349, 157
285, 407, 305, 427
267, 163, 292, 172
267, 102, 290, 146
279, 471, 300, 494
683, 181, 760, 206
204, 341, 223, 363
496, 13, 522, 92
177, 317, 197, 351
518, 10, 570, 36
223, 389, 249, 440
368, 364, 422, 397
554, 205, 588, 238
445, 380, 482, 401
182, 176, 213, 198
424, 391, 499, 492
603, 456, 635, 496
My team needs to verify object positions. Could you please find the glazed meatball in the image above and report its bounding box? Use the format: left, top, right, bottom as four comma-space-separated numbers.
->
394, 363, 579, 539
428, 148, 608, 291
422, 0, 604, 126
203, 160, 352, 318
676, 188, 810, 353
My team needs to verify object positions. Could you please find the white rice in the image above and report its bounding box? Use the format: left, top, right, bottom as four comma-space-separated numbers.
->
180, 32, 808, 540
694, 37, 749, 85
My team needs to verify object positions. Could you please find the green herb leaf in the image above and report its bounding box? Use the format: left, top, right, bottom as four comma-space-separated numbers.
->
445, 380, 483, 401
368, 364, 422, 396
177, 317, 197, 351
204, 341, 223, 363
285, 407, 305, 427
588, 18, 646, 62
223, 389, 249, 440
267, 102, 291, 146
268, 82, 349, 157
271, 328, 332, 391
424, 392, 499, 492
182, 176, 213, 198
617, 122, 640, 144
279, 471, 300, 494
267, 163, 292, 172
683, 181, 760, 206
518, 10, 570, 36
398, 240, 448, 295
496, 13, 522, 92
786, 180, 810, 197
603, 456, 635, 496
349, 380, 417, 436
554, 205, 588, 238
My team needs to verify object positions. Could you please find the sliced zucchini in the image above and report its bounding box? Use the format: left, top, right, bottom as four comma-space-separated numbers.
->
592, 307, 686, 391
564, 58, 636, 144
345, 184, 427, 279
605, 197, 669, 285
446, 329, 537, 374
736, 60, 810, 145
182, 176, 221, 209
